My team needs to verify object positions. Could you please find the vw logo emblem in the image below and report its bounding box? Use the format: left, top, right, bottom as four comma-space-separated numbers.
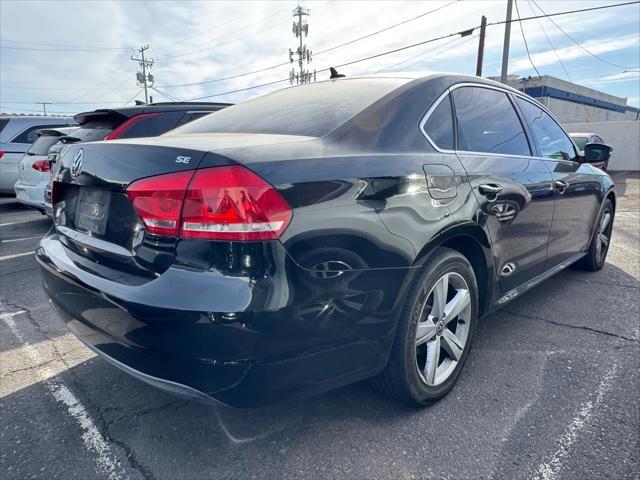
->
71, 149, 84, 178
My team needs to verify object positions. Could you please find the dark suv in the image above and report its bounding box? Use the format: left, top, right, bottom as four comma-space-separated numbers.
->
38, 75, 614, 407
44, 102, 230, 216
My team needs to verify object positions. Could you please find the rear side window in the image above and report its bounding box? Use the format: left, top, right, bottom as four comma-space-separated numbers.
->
117, 111, 183, 138
453, 87, 530, 156
12, 124, 68, 144
27, 135, 62, 155
515, 98, 577, 161
174, 111, 213, 129
0, 118, 8, 134
423, 94, 454, 150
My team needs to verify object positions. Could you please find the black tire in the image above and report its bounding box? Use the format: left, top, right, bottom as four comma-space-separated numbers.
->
574, 198, 614, 271
372, 247, 478, 406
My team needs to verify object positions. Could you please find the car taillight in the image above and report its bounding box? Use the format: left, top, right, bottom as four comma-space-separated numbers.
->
126, 165, 292, 241
104, 113, 162, 140
0, 151, 4, 159
181, 166, 292, 241
125, 171, 193, 236
32, 159, 51, 172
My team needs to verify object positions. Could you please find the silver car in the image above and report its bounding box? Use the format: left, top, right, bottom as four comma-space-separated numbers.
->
0, 115, 75, 194
14, 127, 77, 212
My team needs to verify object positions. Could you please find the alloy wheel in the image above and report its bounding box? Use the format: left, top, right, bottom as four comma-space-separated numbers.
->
415, 272, 471, 386
595, 208, 612, 264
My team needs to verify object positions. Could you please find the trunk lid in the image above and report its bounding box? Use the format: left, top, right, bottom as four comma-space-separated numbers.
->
52, 141, 211, 277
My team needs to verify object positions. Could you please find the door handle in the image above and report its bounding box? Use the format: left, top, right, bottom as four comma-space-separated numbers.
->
478, 184, 503, 201
553, 180, 569, 194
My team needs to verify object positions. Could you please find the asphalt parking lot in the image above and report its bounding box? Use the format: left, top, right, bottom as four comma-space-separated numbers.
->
1, 173, 638, 480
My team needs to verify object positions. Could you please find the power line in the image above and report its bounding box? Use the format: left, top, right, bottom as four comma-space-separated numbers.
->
184, 0, 639, 101
524, 0, 593, 122
0, 38, 131, 50
396, 34, 479, 72
150, 86, 181, 102
157, 0, 460, 89
312, 0, 460, 57
529, 0, 639, 71
375, 36, 463, 73
514, 0, 542, 78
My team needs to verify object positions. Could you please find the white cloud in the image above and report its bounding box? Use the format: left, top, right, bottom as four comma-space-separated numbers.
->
1, 0, 639, 113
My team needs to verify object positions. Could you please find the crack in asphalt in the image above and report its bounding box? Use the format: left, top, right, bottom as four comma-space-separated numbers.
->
3, 300, 158, 480
503, 309, 639, 343
1, 357, 57, 378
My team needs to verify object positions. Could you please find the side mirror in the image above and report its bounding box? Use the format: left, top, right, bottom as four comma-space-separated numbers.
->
583, 143, 613, 164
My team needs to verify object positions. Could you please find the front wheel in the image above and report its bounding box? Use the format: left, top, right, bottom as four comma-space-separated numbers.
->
372, 247, 478, 406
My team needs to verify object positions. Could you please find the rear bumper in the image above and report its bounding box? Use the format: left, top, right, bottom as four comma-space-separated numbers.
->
37, 232, 404, 407
14, 179, 47, 211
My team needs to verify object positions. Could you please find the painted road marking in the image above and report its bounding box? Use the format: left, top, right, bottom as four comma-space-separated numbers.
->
0, 219, 42, 227
0, 251, 33, 261
1, 236, 43, 243
0, 310, 129, 480
532, 364, 618, 480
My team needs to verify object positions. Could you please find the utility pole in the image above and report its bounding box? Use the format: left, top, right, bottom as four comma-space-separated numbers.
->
37, 102, 52, 115
500, 0, 514, 84
475, 15, 487, 77
289, 5, 315, 85
131, 45, 154, 103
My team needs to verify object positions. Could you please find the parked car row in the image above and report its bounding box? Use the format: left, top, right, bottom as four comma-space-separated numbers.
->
36, 73, 616, 408
0, 115, 75, 194
3, 102, 230, 213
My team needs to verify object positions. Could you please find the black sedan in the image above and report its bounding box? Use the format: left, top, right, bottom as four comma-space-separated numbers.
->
37, 74, 615, 407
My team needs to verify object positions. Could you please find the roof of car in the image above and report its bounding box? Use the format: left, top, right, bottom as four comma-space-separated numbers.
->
569, 132, 597, 136
74, 102, 232, 124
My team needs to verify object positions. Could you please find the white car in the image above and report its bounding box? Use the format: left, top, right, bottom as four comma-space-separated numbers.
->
0, 115, 75, 194
13, 127, 77, 213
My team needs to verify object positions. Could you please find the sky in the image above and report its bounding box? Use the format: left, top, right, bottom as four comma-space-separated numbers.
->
1, 0, 639, 116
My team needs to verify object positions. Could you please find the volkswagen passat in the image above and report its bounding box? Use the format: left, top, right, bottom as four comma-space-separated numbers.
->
38, 74, 615, 407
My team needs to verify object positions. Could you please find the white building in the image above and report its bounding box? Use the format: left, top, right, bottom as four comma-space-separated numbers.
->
490, 75, 639, 124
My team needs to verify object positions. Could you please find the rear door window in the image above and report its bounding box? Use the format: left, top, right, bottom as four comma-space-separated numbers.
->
423, 94, 454, 150
117, 111, 184, 138
515, 97, 577, 161
11, 124, 69, 144
452, 86, 531, 156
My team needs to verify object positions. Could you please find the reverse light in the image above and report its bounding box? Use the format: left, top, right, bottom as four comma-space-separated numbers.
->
125, 165, 292, 241
104, 113, 162, 140
32, 159, 51, 172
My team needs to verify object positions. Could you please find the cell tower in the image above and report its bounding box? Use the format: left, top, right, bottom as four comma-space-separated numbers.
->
289, 5, 315, 85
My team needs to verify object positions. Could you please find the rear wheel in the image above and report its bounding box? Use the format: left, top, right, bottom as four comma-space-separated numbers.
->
575, 198, 614, 271
373, 247, 478, 406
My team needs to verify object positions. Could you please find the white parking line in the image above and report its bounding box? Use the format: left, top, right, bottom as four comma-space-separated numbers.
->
0, 219, 42, 227
1, 236, 43, 243
532, 363, 618, 480
0, 251, 33, 261
0, 310, 129, 480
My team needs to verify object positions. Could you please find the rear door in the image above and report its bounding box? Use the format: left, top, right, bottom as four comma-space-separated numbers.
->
450, 85, 555, 293
513, 97, 601, 267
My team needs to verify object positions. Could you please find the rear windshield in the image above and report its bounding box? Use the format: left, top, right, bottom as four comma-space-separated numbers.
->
0, 118, 8, 135
173, 79, 408, 137
71, 120, 121, 142
27, 134, 63, 155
